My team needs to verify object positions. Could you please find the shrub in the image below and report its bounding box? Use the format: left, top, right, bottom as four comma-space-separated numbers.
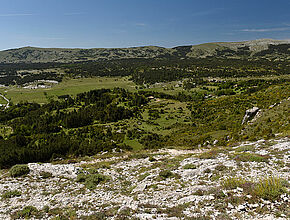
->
213, 189, 226, 199
76, 173, 107, 190
193, 189, 204, 196
40, 171, 53, 179
149, 156, 157, 162
13, 206, 38, 218
43, 205, 50, 213
183, 164, 197, 169
9, 164, 30, 177
76, 173, 87, 183
215, 164, 227, 171
199, 149, 219, 159
234, 153, 269, 163
86, 168, 99, 174
240, 182, 256, 194
159, 170, 174, 179
235, 145, 255, 152
128, 153, 148, 160
2, 190, 21, 199
204, 168, 211, 173
85, 174, 107, 190
254, 177, 287, 201
140, 134, 163, 149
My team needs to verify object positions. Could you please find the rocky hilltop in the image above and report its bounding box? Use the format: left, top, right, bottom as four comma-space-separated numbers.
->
0, 39, 289, 63
0, 137, 289, 219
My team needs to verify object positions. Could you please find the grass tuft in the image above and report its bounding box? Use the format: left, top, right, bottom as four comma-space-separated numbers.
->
222, 177, 246, 189
254, 177, 287, 201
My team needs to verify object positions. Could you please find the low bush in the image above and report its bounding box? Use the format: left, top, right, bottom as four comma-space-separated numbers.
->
199, 149, 219, 159
215, 164, 227, 171
193, 189, 205, 196
12, 206, 38, 219
204, 168, 211, 173
183, 164, 197, 169
234, 153, 269, 163
76, 173, 107, 190
2, 190, 21, 199
40, 171, 53, 179
159, 170, 174, 179
235, 145, 255, 152
76, 173, 87, 183
9, 164, 30, 177
85, 174, 107, 190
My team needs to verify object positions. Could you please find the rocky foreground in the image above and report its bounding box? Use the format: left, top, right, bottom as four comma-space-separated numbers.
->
0, 137, 289, 220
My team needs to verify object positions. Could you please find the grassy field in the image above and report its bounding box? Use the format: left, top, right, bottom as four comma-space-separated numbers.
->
0, 77, 202, 104
0, 77, 137, 104
0, 75, 288, 104
139, 99, 192, 134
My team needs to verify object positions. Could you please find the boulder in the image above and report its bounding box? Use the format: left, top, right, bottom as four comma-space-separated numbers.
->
242, 107, 259, 124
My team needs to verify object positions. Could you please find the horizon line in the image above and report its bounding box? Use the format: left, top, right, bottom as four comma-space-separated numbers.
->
1, 38, 289, 52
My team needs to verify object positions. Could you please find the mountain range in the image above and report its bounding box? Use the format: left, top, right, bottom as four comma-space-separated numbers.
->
0, 39, 289, 63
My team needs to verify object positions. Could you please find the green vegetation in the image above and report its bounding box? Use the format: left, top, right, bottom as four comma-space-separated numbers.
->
159, 170, 174, 179
76, 173, 108, 190
222, 176, 288, 201
0, 80, 288, 168
222, 177, 247, 190
234, 153, 269, 163
254, 177, 288, 201
39, 171, 53, 179
0, 77, 136, 104
235, 145, 255, 152
215, 164, 227, 171
183, 164, 197, 169
2, 190, 21, 199
0, 41, 288, 220
0, 50, 288, 169
12, 206, 39, 219
0, 88, 146, 168
0, 40, 289, 63
9, 165, 30, 177
198, 149, 220, 159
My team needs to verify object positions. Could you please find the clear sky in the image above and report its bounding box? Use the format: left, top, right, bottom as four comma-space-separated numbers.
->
0, 0, 289, 50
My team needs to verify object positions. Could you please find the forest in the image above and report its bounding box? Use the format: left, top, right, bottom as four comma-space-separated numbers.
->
1, 57, 289, 86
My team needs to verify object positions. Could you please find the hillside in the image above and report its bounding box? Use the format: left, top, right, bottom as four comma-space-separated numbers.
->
0, 137, 289, 219
0, 39, 289, 63
0, 38, 289, 220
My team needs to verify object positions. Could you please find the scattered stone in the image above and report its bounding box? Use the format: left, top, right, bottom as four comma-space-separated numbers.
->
0, 137, 288, 219
132, 183, 147, 193
237, 204, 247, 212
248, 204, 259, 209
237, 187, 243, 192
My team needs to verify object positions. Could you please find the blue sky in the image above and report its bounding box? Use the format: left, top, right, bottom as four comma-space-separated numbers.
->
0, 0, 289, 50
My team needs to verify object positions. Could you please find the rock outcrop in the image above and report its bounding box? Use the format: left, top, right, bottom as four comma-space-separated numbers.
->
242, 107, 259, 124
0, 137, 289, 219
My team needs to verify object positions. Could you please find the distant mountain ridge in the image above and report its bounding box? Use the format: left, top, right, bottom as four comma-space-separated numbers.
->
0, 39, 289, 63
